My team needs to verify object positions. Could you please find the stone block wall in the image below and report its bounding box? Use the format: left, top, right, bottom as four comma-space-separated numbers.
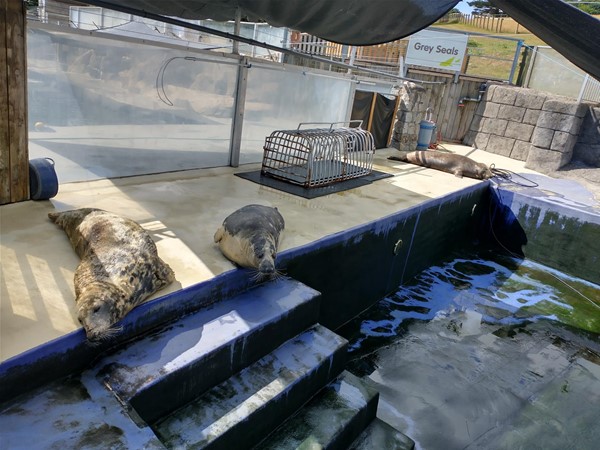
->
573, 105, 600, 166
390, 82, 428, 151
463, 84, 598, 173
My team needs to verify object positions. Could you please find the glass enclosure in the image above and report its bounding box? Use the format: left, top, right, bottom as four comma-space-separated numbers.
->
27, 22, 356, 182
240, 65, 354, 164
27, 24, 237, 183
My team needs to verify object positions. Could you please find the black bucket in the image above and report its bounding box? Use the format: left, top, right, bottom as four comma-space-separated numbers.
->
29, 158, 59, 200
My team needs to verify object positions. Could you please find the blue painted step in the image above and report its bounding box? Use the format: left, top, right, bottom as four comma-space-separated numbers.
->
349, 418, 416, 450
152, 324, 348, 450
0, 370, 164, 450
97, 278, 321, 424
257, 370, 379, 450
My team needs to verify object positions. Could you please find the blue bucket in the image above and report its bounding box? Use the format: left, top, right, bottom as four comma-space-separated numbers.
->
416, 120, 436, 150
29, 158, 59, 200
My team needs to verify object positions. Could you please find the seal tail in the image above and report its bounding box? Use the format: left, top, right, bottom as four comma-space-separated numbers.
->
387, 151, 410, 163
48, 211, 61, 223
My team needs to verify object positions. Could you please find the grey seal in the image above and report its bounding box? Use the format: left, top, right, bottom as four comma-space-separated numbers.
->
389, 150, 493, 180
214, 204, 285, 280
48, 208, 175, 341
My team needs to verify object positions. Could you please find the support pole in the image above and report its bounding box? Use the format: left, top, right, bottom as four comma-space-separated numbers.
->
1, 0, 29, 204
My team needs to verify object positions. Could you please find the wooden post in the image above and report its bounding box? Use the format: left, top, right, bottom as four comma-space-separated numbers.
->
1, 0, 29, 204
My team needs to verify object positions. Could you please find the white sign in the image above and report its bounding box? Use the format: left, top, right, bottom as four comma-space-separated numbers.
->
406, 30, 468, 71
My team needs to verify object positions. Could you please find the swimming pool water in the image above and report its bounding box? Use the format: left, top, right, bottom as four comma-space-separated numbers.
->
338, 249, 600, 450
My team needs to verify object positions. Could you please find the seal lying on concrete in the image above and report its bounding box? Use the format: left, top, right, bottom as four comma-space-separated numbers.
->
214, 204, 285, 280
48, 208, 175, 341
388, 150, 493, 180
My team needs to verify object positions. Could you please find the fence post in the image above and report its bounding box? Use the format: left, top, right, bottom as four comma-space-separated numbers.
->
578, 74, 589, 102
229, 57, 249, 167
508, 40, 524, 85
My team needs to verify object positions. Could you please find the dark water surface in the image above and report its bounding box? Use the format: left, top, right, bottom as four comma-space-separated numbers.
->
338, 250, 600, 450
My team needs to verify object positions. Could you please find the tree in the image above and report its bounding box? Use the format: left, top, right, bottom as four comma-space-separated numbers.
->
467, 1, 504, 15
568, 1, 600, 15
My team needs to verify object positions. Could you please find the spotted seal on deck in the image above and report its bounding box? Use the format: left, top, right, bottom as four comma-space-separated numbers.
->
388, 150, 493, 180
48, 208, 175, 341
214, 204, 285, 279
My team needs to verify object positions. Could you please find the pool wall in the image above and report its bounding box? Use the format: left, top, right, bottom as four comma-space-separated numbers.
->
486, 183, 600, 285
279, 183, 491, 330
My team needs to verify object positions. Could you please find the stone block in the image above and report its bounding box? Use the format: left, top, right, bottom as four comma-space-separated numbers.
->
550, 131, 578, 152
481, 118, 509, 135
525, 146, 572, 173
482, 102, 500, 118
536, 111, 583, 134
469, 114, 484, 132
523, 109, 541, 125
472, 132, 491, 150
510, 140, 531, 161
575, 106, 600, 144
531, 127, 554, 148
486, 135, 515, 157
505, 122, 534, 141
462, 130, 476, 146
497, 104, 526, 122
542, 98, 588, 117
514, 89, 546, 109
491, 85, 518, 105
573, 143, 600, 166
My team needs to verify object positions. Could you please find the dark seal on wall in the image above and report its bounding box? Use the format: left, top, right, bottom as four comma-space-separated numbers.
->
214, 204, 285, 280
388, 150, 493, 180
48, 208, 175, 341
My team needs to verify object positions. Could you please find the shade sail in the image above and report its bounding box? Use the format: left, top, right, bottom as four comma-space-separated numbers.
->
87, 0, 460, 45
88, 0, 600, 80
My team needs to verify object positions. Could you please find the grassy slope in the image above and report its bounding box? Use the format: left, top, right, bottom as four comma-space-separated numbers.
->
433, 22, 547, 80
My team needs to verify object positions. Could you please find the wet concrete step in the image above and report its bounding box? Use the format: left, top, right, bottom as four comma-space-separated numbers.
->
152, 324, 348, 450
257, 370, 379, 450
348, 418, 415, 450
97, 278, 321, 424
0, 371, 165, 450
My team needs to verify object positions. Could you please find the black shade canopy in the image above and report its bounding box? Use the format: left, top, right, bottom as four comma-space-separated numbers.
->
86, 0, 460, 45
88, 0, 600, 80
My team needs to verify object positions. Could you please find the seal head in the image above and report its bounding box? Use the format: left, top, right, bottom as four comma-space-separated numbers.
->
214, 204, 285, 279
49, 208, 175, 341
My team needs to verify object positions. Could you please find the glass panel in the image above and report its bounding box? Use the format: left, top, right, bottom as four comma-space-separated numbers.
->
240, 66, 353, 164
527, 47, 584, 99
27, 24, 236, 183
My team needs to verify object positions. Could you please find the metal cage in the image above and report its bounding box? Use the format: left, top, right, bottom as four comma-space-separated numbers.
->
261, 121, 375, 188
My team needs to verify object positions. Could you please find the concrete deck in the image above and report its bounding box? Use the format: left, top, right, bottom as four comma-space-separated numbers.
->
0, 144, 545, 361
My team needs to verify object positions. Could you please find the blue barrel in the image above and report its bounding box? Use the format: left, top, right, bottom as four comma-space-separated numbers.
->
29, 158, 59, 200
416, 120, 435, 150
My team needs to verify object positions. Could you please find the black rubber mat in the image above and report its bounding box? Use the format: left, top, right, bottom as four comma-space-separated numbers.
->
235, 169, 393, 199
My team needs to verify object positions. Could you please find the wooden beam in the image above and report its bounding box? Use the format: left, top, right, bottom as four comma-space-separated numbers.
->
1, 0, 29, 205
0, 2, 10, 204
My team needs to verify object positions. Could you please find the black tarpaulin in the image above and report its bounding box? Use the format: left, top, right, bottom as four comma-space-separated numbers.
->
87, 0, 460, 45
87, 0, 600, 81
491, 0, 600, 82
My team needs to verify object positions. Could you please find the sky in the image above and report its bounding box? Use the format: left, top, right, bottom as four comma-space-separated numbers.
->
455, 1, 475, 14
